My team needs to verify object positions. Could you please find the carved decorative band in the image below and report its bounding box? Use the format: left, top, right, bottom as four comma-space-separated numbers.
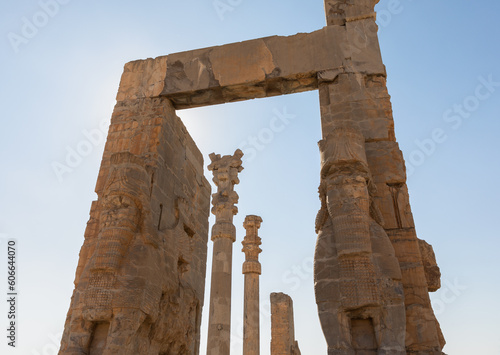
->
211, 222, 236, 242
243, 261, 261, 275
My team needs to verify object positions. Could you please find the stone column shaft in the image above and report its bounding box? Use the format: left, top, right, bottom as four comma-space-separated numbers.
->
206, 150, 244, 355
242, 215, 263, 355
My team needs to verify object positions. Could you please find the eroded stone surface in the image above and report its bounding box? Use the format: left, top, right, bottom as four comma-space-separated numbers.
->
59, 96, 211, 355
324, 0, 379, 26
314, 3, 445, 353
60, 1, 446, 353
161, 28, 345, 109
114, 23, 385, 110
418, 239, 442, 292
315, 120, 406, 355
242, 215, 263, 355
270, 293, 301, 355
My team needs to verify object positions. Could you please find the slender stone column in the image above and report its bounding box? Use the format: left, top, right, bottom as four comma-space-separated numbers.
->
242, 215, 263, 355
206, 149, 244, 355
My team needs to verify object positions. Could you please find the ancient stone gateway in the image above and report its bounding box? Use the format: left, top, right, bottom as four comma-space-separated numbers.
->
59, 0, 445, 354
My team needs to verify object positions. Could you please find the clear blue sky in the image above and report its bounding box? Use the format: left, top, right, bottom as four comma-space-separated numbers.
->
1, 1, 499, 354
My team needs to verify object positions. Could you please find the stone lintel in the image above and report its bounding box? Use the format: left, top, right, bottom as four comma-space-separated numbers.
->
161, 27, 343, 109
116, 26, 385, 109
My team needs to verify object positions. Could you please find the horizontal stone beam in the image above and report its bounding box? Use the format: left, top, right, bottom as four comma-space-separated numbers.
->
116, 22, 385, 109
161, 27, 345, 109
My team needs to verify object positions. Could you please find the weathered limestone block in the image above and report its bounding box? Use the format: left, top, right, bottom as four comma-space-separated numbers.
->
365, 140, 444, 353
206, 150, 244, 355
116, 56, 168, 102
319, 73, 394, 142
418, 239, 442, 292
314, 120, 406, 355
110, 22, 386, 110
59, 95, 211, 355
161, 28, 345, 109
324, 0, 380, 26
386, 228, 445, 354
270, 293, 301, 355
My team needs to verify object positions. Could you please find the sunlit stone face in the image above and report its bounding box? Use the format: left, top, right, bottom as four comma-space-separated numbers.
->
326, 174, 370, 214
99, 193, 141, 233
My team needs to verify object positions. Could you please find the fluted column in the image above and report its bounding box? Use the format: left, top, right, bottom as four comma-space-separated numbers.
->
242, 215, 263, 355
206, 149, 244, 355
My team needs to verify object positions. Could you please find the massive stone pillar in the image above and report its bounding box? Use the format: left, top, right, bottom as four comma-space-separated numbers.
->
270, 293, 301, 355
314, 121, 406, 355
59, 59, 212, 355
242, 215, 263, 355
206, 150, 244, 355
315, 1, 445, 354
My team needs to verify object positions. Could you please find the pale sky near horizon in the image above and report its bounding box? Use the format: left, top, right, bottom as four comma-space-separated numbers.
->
1, 0, 500, 354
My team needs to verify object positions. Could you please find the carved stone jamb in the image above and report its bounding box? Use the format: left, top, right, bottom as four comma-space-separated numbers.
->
314, 120, 407, 355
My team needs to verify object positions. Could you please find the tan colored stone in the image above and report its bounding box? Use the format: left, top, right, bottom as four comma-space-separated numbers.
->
59, 97, 211, 355
110, 24, 387, 109
116, 57, 168, 102
206, 150, 244, 355
60, 1, 446, 353
315, 120, 406, 354
270, 293, 301, 355
242, 215, 263, 355
160, 27, 346, 109
324, 0, 379, 26
418, 238, 442, 292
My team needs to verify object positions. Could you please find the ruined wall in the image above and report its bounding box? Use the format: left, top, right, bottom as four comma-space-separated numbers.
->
59, 62, 211, 355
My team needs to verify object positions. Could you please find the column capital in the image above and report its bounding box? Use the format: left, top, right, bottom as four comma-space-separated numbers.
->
208, 149, 244, 186
242, 215, 262, 274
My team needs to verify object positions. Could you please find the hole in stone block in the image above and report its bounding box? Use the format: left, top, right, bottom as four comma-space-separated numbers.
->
351, 318, 377, 354
183, 224, 195, 238
89, 322, 110, 354
158, 204, 163, 231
